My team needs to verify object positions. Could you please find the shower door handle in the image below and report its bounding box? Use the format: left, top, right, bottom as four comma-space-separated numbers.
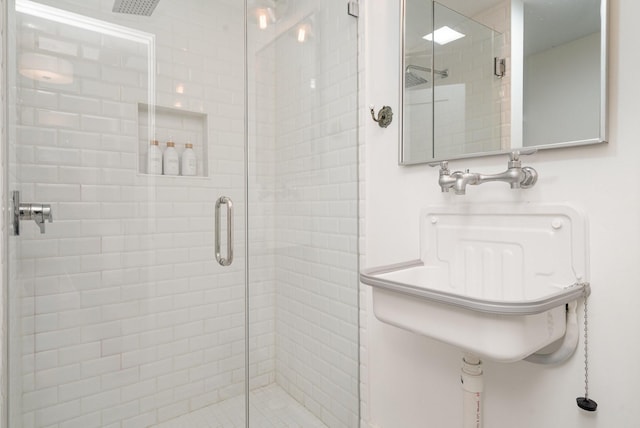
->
215, 196, 234, 266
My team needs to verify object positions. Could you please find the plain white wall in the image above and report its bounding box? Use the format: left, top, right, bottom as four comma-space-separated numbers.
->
524, 32, 601, 146
362, 0, 640, 427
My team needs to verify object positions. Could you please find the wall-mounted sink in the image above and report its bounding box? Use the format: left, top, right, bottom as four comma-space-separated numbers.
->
361, 203, 590, 362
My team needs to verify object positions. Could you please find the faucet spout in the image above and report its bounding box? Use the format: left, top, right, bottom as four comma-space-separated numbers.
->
453, 171, 480, 195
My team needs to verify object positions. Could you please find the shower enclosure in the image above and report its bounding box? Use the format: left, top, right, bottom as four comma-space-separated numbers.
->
5, 0, 359, 426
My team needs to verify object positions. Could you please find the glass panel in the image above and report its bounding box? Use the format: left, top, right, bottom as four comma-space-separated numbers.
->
247, 0, 360, 427
402, 0, 435, 162
522, 0, 602, 146
433, 1, 503, 160
8, 0, 246, 426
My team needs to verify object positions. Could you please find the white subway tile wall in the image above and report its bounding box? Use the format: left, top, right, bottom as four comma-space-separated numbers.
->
473, 0, 511, 150
7, 0, 359, 427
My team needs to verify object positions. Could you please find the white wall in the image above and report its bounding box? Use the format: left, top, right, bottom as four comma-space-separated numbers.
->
362, 0, 640, 427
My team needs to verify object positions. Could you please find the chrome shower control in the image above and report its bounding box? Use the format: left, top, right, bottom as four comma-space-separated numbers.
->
13, 191, 53, 235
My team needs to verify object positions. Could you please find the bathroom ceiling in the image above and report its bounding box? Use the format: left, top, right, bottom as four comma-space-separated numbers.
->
407, 0, 601, 56
440, 0, 503, 17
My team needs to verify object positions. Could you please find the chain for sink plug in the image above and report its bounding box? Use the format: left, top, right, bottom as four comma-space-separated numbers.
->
577, 290, 597, 411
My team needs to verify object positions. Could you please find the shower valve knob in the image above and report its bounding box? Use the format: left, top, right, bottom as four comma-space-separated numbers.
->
12, 191, 53, 235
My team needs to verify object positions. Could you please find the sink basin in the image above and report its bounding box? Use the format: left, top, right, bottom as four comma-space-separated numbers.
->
361, 203, 590, 362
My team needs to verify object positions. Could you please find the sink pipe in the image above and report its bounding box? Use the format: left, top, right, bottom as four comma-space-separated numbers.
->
461, 354, 483, 428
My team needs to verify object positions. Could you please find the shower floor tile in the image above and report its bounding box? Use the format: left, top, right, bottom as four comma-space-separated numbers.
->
151, 383, 327, 428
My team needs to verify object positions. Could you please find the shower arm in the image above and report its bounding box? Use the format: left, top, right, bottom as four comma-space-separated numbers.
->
406, 64, 448, 79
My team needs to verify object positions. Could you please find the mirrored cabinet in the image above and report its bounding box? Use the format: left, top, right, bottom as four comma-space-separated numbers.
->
400, 0, 608, 165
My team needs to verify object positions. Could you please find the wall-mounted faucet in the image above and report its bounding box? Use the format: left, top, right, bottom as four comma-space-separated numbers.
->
436, 151, 538, 195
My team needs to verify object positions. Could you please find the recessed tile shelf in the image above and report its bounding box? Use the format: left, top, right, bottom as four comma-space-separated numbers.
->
138, 103, 208, 177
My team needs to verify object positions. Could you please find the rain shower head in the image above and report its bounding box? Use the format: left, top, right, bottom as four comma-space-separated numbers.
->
405, 64, 449, 88
405, 70, 429, 88
112, 0, 160, 16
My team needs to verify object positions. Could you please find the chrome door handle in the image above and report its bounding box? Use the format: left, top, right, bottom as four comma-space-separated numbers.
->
215, 196, 233, 266
13, 191, 53, 235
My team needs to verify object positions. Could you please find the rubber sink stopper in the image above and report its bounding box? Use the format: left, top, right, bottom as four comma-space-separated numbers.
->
576, 397, 598, 412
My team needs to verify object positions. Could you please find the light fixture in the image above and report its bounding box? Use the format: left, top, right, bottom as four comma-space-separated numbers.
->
18, 52, 74, 84
252, 0, 287, 30
258, 12, 268, 29
423, 26, 465, 45
294, 20, 313, 43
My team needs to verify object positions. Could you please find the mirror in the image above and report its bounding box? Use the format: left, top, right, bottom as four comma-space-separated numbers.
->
400, 0, 607, 165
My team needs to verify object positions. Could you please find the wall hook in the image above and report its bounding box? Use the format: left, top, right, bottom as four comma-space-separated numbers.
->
370, 105, 393, 128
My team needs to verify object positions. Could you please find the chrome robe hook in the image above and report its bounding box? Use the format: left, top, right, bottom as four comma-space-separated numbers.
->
370, 105, 393, 128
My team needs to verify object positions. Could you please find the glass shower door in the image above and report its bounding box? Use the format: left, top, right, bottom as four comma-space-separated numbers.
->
7, 0, 247, 426
247, 1, 360, 427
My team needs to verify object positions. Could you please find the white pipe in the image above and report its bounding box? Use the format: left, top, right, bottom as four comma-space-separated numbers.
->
461, 354, 483, 428
525, 301, 579, 365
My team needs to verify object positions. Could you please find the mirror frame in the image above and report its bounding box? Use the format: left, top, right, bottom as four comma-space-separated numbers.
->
398, 0, 609, 166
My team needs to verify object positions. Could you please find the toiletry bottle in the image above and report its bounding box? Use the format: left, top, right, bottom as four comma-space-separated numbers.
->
147, 139, 163, 175
163, 140, 180, 176
181, 143, 197, 176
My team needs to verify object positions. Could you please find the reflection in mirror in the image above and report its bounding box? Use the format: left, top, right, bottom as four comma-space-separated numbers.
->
432, 3, 504, 160
402, 0, 434, 162
400, 0, 607, 165
522, 0, 602, 147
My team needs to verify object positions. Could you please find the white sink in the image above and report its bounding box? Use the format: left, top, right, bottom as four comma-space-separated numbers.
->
361, 203, 590, 362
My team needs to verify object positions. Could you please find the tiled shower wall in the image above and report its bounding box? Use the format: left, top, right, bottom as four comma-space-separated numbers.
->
473, 0, 511, 150
10, 1, 253, 427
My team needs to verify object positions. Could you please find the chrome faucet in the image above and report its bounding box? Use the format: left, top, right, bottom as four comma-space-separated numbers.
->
436, 151, 538, 195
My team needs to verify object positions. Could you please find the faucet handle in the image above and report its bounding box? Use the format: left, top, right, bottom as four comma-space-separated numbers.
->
520, 166, 538, 189
438, 161, 450, 175
508, 151, 522, 168
509, 149, 537, 168
509, 149, 537, 160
